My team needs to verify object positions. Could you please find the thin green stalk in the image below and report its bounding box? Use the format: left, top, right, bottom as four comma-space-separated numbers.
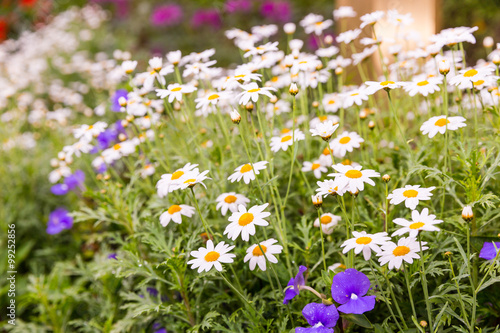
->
317, 209, 327, 271
418, 234, 433, 331
446, 255, 469, 327
403, 263, 418, 324
190, 187, 216, 240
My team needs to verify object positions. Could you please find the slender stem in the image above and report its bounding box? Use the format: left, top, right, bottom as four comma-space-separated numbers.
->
317, 209, 327, 271
447, 256, 470, 327
418, 233, 433, 331
403, 263, 418, 323
190, 188, 215, 240
379, 263, 408, 330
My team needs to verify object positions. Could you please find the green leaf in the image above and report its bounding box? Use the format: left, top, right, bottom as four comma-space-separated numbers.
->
341, 313, 373, 328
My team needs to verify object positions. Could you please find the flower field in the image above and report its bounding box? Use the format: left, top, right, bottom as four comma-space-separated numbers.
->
1, 3, 500, 333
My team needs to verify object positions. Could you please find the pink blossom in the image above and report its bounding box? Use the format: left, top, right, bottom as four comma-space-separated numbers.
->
150, 4, 183, 27
225, 0, 252, 13
191, 9, 222, 29
260, 1, 291, 22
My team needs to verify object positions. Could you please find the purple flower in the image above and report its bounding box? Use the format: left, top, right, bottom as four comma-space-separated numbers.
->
191, 9, 222, 30
224, 0, 252, 13
479, 242, 500, 260
111, 89, 128, 112
108, 253, 118, 260
260, 1, 291, 22
51, 170, 85, 195
97, 128, 118, 150
91, 0, 129, 19
47, 208, 73, 235
151, 4, 183, 27
295, 303, 339, 333
283, 265, 307, 304
331, 268, 376, 314
153, 322, 167, 333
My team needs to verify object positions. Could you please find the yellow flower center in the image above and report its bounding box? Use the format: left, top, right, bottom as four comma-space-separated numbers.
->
224, 195, 237, 203
463, 69, 478, 77
339, 136, 351, 144
417, 80, 429, 86
311, 163, 321, 170
350, 93, 359, 96
281, 128, 291, 134
409, 222, 425, 229
341, 159, 352, 165
234, 74, 245, 79
319, 116, 328, 121
168, 205, 182, 214
252, 245, 267, 256
184, 178, 196, 184
208, 94, 219, 100
345, 170, 362, 179
328, 100, 335, 104
238, 213, 254, 226
473, 80, 484, 86
393, 246, 410, 256
320, 215, 332, 224
240, 164, 252, 173
204, 251, 220, 262
315, 21, 323, 26
322, 147, 330, 155
248, 88, 260, 93
171, 87, 182, 92
356, 237, 372, 245
434, 118, 449, 127
403, 189, 418, 198
171, 170, 184, 180
87, 125, 94, 130
113, 144, 121, 150
380, 81, 395, 86
271, 76, 278, 82
281, 135, 292, 142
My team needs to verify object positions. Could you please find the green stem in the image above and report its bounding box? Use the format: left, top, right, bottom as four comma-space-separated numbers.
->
418, 234, 433, 331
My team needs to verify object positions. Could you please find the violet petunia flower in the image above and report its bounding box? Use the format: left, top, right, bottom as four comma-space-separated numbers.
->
283, 265, 307, 304
47, 208, 73, 235
331, 268, 375, 314
295, 302, 339, 333
479, 242, 500, 260
51, 170, 85, 195
111, 89, 128, 112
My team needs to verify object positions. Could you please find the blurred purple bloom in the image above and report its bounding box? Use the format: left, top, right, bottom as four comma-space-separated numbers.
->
308, 33, 336, 51
97, 128, 118, 150
225, 0, 252, 13
95, 163, 107, 174
479, 242, 500, 260
151, 4, 183, 27
51, 170, 85, 195
260, 1, 291, 22
153, 323, 167, 333
47, 208, 73, 235
331, 268, 376, 314
108, 253, 118, 260
191, 9, 222, 29
91, 0, 129, 19
283, 265, 307, 304
147, 287, 159, 297
111, 89, 128, 112
295, 302, 339, 333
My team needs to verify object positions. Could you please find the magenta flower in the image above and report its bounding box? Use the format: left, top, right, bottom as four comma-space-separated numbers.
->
331, 268, 376, 314
151, 4, 183, 27
224, 0, 252, 13
260, 0, 291, 22
191, 9, 222, 29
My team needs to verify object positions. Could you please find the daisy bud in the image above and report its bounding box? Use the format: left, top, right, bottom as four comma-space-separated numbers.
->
382, 174, 391, 183
284, 55, 294, 67
230, 109, 241, 124
118, 96, 127, 107
368, 120, 375, 130
121, 60, 137, 74
58, 151, 65, 160
439, 59, 450, 75
65, 155, 73, 164
96, 174, 103, 180
199, 128, 207, 134
444, 251, 452, 257
50, 158, 59, 168
359, 109, 368, 120
324, 35, 333, 45
174, 102, 181, 111
289, 83, 299, 96
311, 195, 323, 209
166, 50, 182, 65
125, 115, 134, 122
118, 133, 127, 141
103, 174, 111, 180
335, 67, 343, 75
245, 102, 254, 111
312, 101, 319, 108
493, 54, 500, 66
420, 321, 428, 328
270, 95, 278, 104
292, 49, 300, 59
283, 22, 296, 34
483, 36, 494, 48
121, 119, 128, 128
462, 205, 473, 222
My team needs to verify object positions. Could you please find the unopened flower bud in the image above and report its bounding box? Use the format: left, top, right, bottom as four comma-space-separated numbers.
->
312, 195, 323, 209
118, 96, 127, 107
444, 251, 452, 256
324, 35, 333, 45
174, 102, 181, 111
245, 102, 254, 111
382, 174, 391, 183
420, 321, 428, 328
50, 158, 59, 167
58, 151, 65, 160
312, 101, 319, 108
121, 120, 128, 128
462, 205, 473, 222
270, 95, 278, 104
483, 36, 494, 48
289, 83, 299, 96
493, 54, 500, 66
118, 133, 127, 141
368, 120, 375, 130
439, 59, 450, 75
335, 67, 343, 75
230, 109, 241, 124
126, 115, 134, 122
359, 109, 368, 120
284, 55, 294, 67
284, 22, 296, 34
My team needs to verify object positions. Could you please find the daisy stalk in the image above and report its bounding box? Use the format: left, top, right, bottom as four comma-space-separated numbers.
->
402, 263, 419, 328
442, 73, 450, 173
446, 253, 470, 327
386, 90, 411, 157
189, 187, 216, 240
371, 25, 389, 80
317, 208, 327, 271
376, 259, 408, 330
418, 233, 434, 331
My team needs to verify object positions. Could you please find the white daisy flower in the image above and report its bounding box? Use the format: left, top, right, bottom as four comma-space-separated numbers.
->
365, 80, 406, 95
403, 76, 442, 96
302, 160, 328, 179
121, 60, 138, 74
309, 120, 340, 141
309, 115, 340, 130
329, 131, 364, 158
48, 165, 72, 183
333, 6, 356, 20
449, 66, 495, 90
73, 121, 108, 142
328, 164, 380, 195
341, 88, 369, 108
378, 237, 428, 270
140, 164, 156, 179
322, 93, 342, 113
159, 204, 195, 227
244, 238, 283, 271
215, 192, 250, 216
187, 240, 236, 273
387, 185, 436, 210
392, 208, 443, 238
387, 10, 414, 27
314, 213, 341, 234
341, 231, 391, 261
315, 179, 340, 197
360, 11, 385, 29
224, 203, 271, 241
156, 163, 199, 197
228, 161, 268, 184
304, 19, 333, 36
194, 91, 229, 115
244, 41, 279, 58
318, 147, 333, 167
62, 140, 93, 158
336, 29, 362, 44
178, 169, 211, 190
237, 82, 276, 105
156, 83, 197, 103
270, 129, 305, 152
420, 115, 466, 138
